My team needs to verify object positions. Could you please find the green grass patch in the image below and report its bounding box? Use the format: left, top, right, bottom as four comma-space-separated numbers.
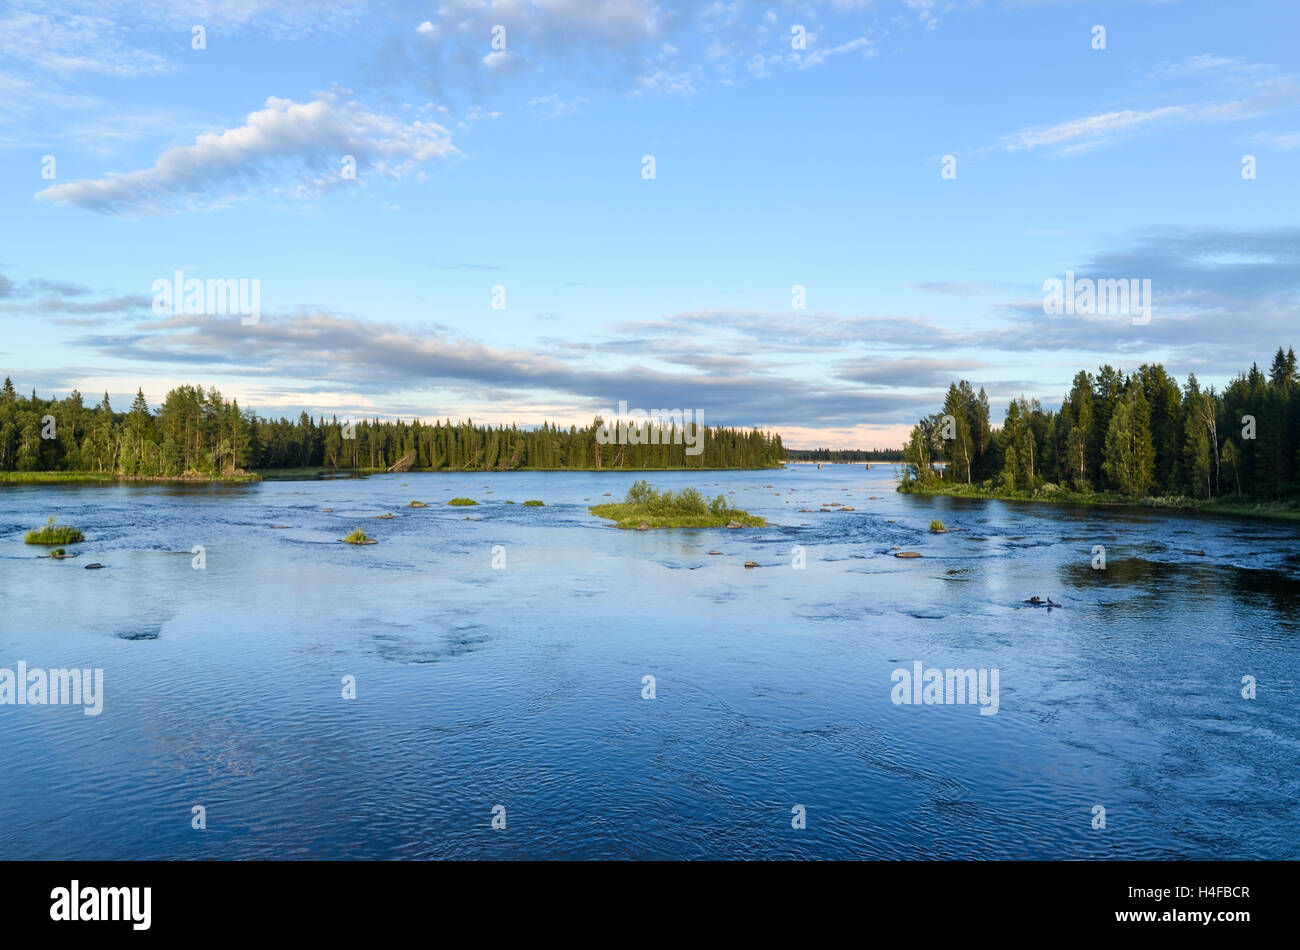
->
589, 479, 765, 529
342, 528, 373, 544
25, 517, 85, 545
522, 499, 545, 506
930, 519, 947, 533
447, 498, 478, 506
1, 472, 117, 484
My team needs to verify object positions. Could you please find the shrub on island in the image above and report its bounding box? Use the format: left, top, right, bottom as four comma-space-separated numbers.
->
25, 517, 84, 545
589, 480, 765, 529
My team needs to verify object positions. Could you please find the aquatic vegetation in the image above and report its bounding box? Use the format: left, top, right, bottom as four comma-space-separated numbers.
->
589, 479, 765, 529
448, 498, 478, 506
522, 499, 545, 506
342, 528, 376, 544
930, 519, 948, 533
24, 517, 84, 545
408, 500, 427, 508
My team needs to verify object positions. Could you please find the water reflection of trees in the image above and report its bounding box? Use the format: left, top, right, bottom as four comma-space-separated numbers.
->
1062, 558, 1300, 633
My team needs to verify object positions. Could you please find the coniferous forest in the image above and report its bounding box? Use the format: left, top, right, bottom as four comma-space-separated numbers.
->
0, 379, 785, 476
786, 447, 904, 463
900, 347, 1300, 503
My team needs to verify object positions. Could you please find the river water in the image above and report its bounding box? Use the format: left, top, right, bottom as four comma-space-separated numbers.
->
1, 465, 1296, 859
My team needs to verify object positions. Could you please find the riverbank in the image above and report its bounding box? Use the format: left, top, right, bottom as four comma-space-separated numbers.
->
2, 464, 792, 485
899, 481, 1300, 523
259, 464, 786, 479
0, 471, 261, 484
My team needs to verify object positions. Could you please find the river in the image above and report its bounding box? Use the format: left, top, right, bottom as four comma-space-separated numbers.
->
1, 465, 1296, 858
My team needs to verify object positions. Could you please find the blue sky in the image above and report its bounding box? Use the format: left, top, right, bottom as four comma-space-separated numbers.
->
1, 0, 1298, 448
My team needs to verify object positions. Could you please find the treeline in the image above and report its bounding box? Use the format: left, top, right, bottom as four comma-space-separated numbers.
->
901, 347, 1300, 501
786, 448, 904, 462
0, 379, 785, 475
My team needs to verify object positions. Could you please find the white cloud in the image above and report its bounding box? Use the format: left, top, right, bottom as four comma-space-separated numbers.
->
1250, 130, 1300, 151
35, 92, 459, 216
1002, 106, 1191, 154
529, 93, 588, 117
0, 9, 171, 77
797, 35, 874, 69
1000, 71, 1300, 156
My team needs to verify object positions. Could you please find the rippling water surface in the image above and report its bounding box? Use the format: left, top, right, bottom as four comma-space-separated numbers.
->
1, 466, 1297, 859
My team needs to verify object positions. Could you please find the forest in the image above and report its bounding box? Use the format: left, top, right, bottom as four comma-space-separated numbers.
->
0, 379, 786, 475
900, 347, 1300, 502
787, 448, 904, 462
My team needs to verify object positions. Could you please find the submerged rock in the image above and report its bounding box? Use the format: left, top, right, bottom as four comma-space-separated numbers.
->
744, 561, 759, 568
1023, 596, 1062, 607
84, 563, 105, 569
708, 550, 723, 555
894, 551, 922, 558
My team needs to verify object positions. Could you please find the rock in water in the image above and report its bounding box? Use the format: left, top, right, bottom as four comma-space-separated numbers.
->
84, 563, 105, 569
894, 551, 922, 558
